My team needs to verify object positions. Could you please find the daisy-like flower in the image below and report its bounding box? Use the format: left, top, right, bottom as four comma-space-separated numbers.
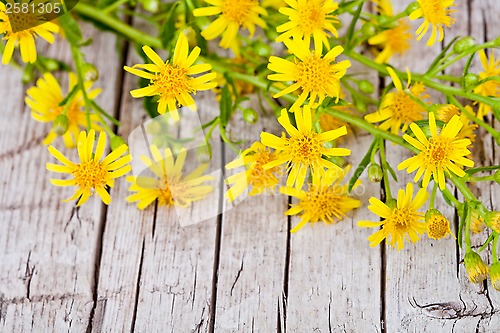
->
368, 0, 412, 63
434, 104, 477, 146
473, 50, 500, 118
425, 209, 454, 240
260, 105, 350, 189
47, 130, 132, 206
25, 72, 102, 148
408, 0, 456, 47
268, 38, 350, 110
127, 146, 213, 210
193, 0, 267, 49
225, 142, 283, 202
281, 165, 361, 232
398, 112, 474, 190
0, 0, 59, 64
276, 0, 339, 52
365, 67, 429, 135
358, 183, 429, 250
124, 33, 217, 120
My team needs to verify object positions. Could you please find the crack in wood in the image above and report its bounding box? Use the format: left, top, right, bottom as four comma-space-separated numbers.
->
229, 260, 244, 297
130, 238, 145, 332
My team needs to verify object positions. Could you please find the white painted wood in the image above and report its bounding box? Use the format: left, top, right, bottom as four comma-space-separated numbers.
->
214, 96, 288, 332
0, 24, 122, 331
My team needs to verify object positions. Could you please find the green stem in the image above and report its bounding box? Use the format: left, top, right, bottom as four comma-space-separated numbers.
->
429, 182, 438, 209
467, 175, 495, 182
378, 138, 392, 200
493, 233, 499, 263
70, 45, 92, 129
465, 202, 472, 251
101, 0, 129, 14
466, 165, 500, 175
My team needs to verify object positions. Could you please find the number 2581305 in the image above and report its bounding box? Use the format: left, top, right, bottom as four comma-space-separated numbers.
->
5, 2, 62, 15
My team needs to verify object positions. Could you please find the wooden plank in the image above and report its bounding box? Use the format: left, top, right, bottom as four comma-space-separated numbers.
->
213, 96, 288, 332
0, 24, 123, 331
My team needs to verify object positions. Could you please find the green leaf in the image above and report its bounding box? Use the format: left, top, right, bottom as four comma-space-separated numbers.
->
58, 12, 82, 46
219, 85, 233, 127
58, 84, 79, 106
159, 2, 179, 49
348, 139, 378, 192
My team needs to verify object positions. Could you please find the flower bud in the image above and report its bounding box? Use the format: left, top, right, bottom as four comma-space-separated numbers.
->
376, 15, 393, 28
490, 262, 500, 292
354, 98, 367, 112
22, 65, 35, 84
53, 114, 69, 136
470, 211, 486, 234
464, 73, 479, 90
243, 108, 258, 124
110, 135, 128, 151
361, 22, 377, 38
453, 36, 476, 54
254, 41, 273, 58
358, 80, 374, 94
495, 170, 500, 185
141, 0, 159, 12
464, 251, 489, 284
425, 209, 453, 240
485, 211, 500, 233
42, 58, 60, 72
405, 2, 420, 15
82, 63, 99, 82
367, 163, 383, 183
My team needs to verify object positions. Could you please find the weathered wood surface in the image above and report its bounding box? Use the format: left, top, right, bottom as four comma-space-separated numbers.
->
1, 2, 500, 332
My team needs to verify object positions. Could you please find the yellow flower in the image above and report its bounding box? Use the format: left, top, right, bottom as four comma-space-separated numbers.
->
425, 209, 454, 240
485, 211, 500, 233
193, 0, 267, 49
260, 105, 350, 189
47, 130, 132, 206
0, 0, 59, 64
368, 0, 412, 64
225, 142, 283, 202
358, 183, 429, 250
127, 146, 213, 210
281, 166, 361, 232
124, 33, 217, 120
365, 67, 429, 135
464, 251, 489, 284
473, 50, 500, 118
25, 72, 102, 148
434, 104, 477, 145
398, 112, 474, 190
408, 0, 456, 47
470, 210, 485, 234
276, 0, 339, 52
267, 38, 350, 110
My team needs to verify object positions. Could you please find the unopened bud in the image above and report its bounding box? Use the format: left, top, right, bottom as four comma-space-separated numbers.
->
142, 0, 159, 12
354, 99, 367, 112
361, 22, 377, 38
464, 251, 489, 284
405, 2, 420, 15
367, 163, 383, 183
358, 80, 374, 94
485, 211, 500, 233
53, 114, 69, 136
82, 63, 99, 82
453, 37, 476, 54
254, 41, 273, 58
464, 73, 479, 90
110, 135, 128, 151
243, 108, 258, 124
494, 170, 500, 185
490, 262, 500, 291
22, 65, 35, 84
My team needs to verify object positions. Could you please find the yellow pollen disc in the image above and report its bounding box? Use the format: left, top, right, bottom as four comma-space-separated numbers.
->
158, 182, 174, 206
424, 137, 450, 166
303, 186, 344, 221
388, 208, 412, 229
427, 216, 450, 239
250, 151, 279, 184
73, 160, 108, 189
419, 0, 448, 24
296, 3, 326, 34
221, 0, 255, 25
66, 102, 84, 123
390, 92, 424, 123
153, 63, 192, 97
288, 132, 322, 165
296, 55, 332, 93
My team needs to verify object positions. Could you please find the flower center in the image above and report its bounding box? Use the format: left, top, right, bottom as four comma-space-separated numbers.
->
419, 0, 453, 25
73, 160, 108, 189
427, 215, 450, 239
296, 55, 336, 93
288, 132, 323, 165
153, 63, 192, 97
389, 91, 426, 123
249, 150, 281, 189
296, 2, 326, 34
5, 11, 40, 33
424, 137, 451, 166
387, 208, 413, 229
221, 0, 256, 25
385, 20, 411, 53
303, 185, 344, 222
